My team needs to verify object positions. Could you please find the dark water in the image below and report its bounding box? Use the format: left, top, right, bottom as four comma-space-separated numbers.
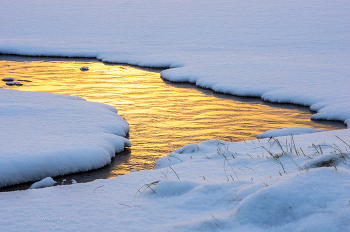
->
0, 55, 346, 191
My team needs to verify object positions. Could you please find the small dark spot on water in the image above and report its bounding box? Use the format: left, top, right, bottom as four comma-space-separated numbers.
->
0, 55, 346, 192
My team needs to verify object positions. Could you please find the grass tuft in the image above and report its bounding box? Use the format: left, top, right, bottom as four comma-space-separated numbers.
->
93, 185, 104, 193
169, 166, 180, 180
135, 180, 160, 200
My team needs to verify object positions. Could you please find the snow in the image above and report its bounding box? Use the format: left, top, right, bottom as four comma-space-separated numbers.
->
235, 167, 350, 229
0, 0, 349, 126
1, 130, 350, 231
256, 127, 326, 139
0, 0, 350, 231
2, 77, 14, 82
29, 177, 56, 189
0, 89, 131, 187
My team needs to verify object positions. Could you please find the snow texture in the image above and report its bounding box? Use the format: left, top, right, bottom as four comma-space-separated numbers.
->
0, 130, 349, 231
29, 177, 56, 189
0, 0, 350, 231
256, 127, 326, 139
0, 89, 131, 187
0, 0, 349, 127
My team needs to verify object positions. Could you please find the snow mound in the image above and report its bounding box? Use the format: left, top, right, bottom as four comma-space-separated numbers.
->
0, 129, 349, 231
0, 89, 130, 187
2, 77, 14, 82
235, 168, 350, 228
29, 177, 56, 189
0, 0, 350, 230
257, 127, 326, 139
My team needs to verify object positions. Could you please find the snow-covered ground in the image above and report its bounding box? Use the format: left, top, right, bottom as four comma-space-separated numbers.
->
1, 0, 349, 126
0, 0, 349, 231
1, 130, 349, 231
0, 89, 130, 187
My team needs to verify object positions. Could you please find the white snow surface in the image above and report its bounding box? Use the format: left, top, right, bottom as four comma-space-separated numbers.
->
0, 0, 349, 126
256, 127, 326, 139
1, 0, 350, 231
29, 177, 56, 189
0, 89, 131, 187
1, 130, 350, 231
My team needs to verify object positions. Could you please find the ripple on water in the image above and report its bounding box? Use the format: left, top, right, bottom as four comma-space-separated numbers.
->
0, 56, 346, 191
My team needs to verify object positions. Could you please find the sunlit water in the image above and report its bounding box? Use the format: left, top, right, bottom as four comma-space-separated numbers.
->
0, 55, 346, 191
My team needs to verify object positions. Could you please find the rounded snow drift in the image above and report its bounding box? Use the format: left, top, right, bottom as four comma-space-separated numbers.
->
80, 66, 89, 71
2, 77, 14, 82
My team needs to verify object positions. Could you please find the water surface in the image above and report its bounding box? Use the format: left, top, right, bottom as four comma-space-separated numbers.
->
0, 56, 346, 190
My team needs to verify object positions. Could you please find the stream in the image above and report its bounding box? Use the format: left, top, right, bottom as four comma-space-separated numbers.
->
0, 55, 346, 191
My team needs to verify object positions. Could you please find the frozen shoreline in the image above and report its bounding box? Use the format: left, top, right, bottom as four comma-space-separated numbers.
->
2, 53, 349, 128
1, 128, 349, 231
0, 0, 349, 230
0, 88, 131, 188
2, 52, 350, 130
0, 56, 349, 232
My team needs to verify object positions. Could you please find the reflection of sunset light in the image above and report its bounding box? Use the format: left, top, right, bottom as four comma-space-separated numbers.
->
0, 60, 345, 178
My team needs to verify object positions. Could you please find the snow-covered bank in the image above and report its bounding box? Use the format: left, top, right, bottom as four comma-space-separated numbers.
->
0, 89, 130, 187
1, 129, 349, 231
1, 0, 349, 126
1, 0, 350, 230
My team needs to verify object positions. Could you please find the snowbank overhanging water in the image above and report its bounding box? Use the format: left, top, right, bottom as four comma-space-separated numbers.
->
1, 129, 350, 231
0, 89, 131, 187
0, 0, 349, 126
0, 0, 349, 230
256, 127, 326, 139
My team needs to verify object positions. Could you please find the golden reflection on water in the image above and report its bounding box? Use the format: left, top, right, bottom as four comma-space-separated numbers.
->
0, 58, 346, 180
